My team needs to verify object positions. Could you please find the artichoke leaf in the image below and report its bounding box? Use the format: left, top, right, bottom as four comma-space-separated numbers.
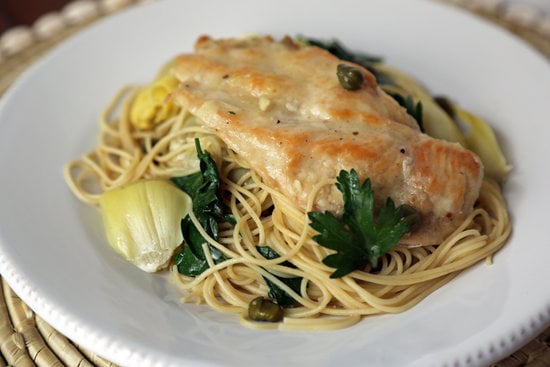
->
455, 108, 512, 183
376, 63, 466, 146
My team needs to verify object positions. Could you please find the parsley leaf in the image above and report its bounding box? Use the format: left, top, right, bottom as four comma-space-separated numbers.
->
257, 246, 302, 307
301, 37, 382, 65
300, 36, 395, 87
172, 139, 235, 226
171, 139, 235, 276
308, 169, 417, 278
387, 92, 424, 132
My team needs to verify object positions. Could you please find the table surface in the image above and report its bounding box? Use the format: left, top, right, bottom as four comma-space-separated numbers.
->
0, 1, 549, 367
0, 0, 71, 33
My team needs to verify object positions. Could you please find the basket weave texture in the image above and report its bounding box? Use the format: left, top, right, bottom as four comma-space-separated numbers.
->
0, 1, 549, 366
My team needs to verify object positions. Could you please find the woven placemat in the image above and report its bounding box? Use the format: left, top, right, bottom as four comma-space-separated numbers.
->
0, 1, 549, 366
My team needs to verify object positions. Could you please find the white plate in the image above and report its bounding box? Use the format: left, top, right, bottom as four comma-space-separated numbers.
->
1, 0, 549, 366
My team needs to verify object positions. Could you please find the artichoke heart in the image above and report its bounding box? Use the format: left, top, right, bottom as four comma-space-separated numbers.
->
99, 179, 192, 272
455, 108, 511, 183
129, 58, 181, 130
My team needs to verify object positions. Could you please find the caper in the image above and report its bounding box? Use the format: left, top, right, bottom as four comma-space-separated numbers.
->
401, 204, 421, 232
248, 296, 283, 322
337, 64, 364, 91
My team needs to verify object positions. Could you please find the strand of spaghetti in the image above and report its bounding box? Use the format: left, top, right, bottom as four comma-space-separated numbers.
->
98, 86, 138, 137
226, 185, 266, 248
256, 268, 330, 315
94, 147, 142, 188
225, 178, 265, 219
148, 132, 225, 177
363, 246, 440, 299
307, 275, 369, 311
229, 216, 259, 260
347, 271, 444, 309
349, 229, 505, 285
444, 235, 489, 264
342, 273, 458, 314
63, 162, 100, 204
406, 211, 487, 272
201, 243, 250, 309
398, 208, 497, 273
225, 265, 262, 287
117, 90, 140, 153
97, 144, 136, 167
129, 130, 194, 180
393, 246, 413, 270
384, 249, 403, 274
279, 314, 361, 331
255, 201, 312, 264
152, 130, 219, 165
202, 271, 243, 313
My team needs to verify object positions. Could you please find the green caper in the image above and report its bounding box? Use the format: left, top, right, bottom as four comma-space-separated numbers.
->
337, 64, 364, 91
248, 296, 283, 322
400, 204, 421, 232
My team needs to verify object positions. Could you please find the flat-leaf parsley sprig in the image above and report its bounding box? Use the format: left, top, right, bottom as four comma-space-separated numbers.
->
308, 169, 419, 278
171, 139, 236, 276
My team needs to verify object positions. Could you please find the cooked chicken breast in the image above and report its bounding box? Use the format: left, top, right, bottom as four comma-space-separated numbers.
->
171, 35, 483, 246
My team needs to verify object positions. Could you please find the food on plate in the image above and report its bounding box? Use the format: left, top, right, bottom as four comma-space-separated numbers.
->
64, 35, 511, 330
